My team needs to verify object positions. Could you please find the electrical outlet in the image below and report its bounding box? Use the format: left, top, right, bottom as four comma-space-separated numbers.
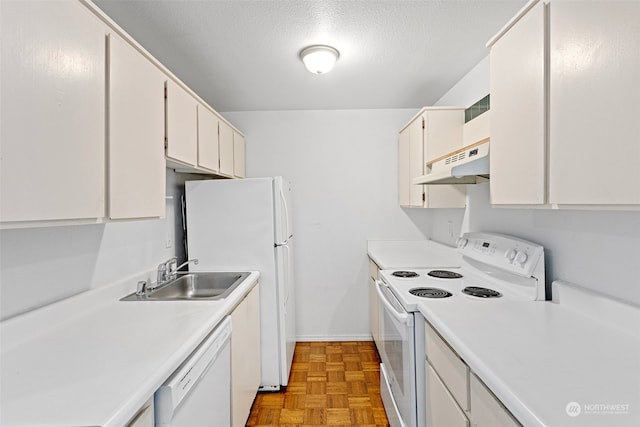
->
165, 233, 173, 249
448, 221, 454, 238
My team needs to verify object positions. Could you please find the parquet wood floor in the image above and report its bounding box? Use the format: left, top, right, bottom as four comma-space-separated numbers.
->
246, 341, 390, 426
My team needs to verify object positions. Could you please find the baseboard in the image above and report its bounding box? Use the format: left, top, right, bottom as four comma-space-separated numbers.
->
296, 334, 373, 342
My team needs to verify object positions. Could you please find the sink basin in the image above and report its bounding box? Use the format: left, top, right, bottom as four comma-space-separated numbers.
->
121, 271, 250, 301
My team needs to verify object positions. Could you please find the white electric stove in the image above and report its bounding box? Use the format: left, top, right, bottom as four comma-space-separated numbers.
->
376, 232, 546, 427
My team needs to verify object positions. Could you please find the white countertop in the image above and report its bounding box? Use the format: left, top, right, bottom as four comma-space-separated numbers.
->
418, 293, 640, 427
0, 271, 260, 427
367, 239, 461, 270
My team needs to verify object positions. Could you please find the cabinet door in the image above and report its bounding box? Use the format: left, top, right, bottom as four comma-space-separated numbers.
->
0, 1, 105, 223
548, 1, 640, 205
489, 0, 546, 205
368, 259, 380, 350
233, 131, 245, 178
108, 33, 165, 219
424, 110, 466, 209
126, 399, 154, 427
470, 373, 520, 427
398, 127, 411, 207
409, 116, 426, 207
165, 80, 197, 166
197, 105, 220, 172
426, 363, 469, 427
219, 120, 235, 177
231, 284, 261, 427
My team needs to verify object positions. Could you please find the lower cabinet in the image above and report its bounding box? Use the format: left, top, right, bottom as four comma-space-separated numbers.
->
368, 258, 381, 351
424, 319, 520, 427
126, 399, 154, 427
426, 362, 469, 427
230, 283, 261, 427
470, 373, 520, 427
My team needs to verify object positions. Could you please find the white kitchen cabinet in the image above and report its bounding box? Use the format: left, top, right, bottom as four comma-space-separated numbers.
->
489, 0, 546, 206
548, 0, 640, 206
424, 318, 521, 427
470, 374, 521, 427
165, 79, 198, 167
126, 399, 154, 427
426, 363, 470, 427
233, 131, 246, 178
425, 320, 469, 411
470, 373, 520, 427
409, 115, 426, 206
0, 0, 106, 224
368, 258, 381, 351
197, 104, 220, 173
231, 283, 261, 427
219, 120, 235, 177
398, 108, 466, 209
488, 0, 640, 208
398, 126, 412, 206
108, 33, 165, 220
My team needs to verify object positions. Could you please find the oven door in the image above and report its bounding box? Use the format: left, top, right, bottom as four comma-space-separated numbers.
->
376, 280, 416, 427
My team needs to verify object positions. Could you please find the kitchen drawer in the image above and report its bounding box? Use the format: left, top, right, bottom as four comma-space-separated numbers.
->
426, 362, 469, 427
470, 373, 521, 427
369, 258, 380, 281
425, 321, 469, 410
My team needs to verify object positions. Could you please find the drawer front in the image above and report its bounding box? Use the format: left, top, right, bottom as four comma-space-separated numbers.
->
427, 362, 469, 427
470, 373, 521, 427
425, 321, 469, 410
369, 258, 380, 280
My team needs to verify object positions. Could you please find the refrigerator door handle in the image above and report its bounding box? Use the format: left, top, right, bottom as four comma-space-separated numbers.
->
278, 184, 292, 240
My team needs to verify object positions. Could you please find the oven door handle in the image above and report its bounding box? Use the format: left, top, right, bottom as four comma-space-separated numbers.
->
375, 280, 412, 325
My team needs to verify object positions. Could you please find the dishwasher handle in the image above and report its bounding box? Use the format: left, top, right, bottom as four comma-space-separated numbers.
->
154, 316, 232, 414
375, 280, 412, 326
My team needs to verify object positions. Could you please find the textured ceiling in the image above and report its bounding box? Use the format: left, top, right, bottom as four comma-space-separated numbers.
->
94, 0, 526, 112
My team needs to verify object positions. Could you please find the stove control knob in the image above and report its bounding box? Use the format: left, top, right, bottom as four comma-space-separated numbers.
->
456, 237, 468, 249
504, 248, 517, 261
515, 251, 528, 265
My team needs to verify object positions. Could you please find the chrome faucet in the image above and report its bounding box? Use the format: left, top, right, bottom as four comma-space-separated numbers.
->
156, 257, 199, 287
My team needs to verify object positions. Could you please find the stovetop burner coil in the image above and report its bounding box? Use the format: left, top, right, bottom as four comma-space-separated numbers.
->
427, 270, 463, 279
392, 271, 419, 278
462, 286, 502, 298
409, 287, 452, 298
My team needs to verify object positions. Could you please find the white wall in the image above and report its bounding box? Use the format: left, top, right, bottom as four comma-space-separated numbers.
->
434, 56, 640, 305
0, 169, 185, 320
224, 109, 430, 340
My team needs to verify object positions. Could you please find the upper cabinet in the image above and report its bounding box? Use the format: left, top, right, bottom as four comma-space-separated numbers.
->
165, 80, 198, 168
488, 0, 640, 208
548, 0, 639, 206
108, 33, 165, 220
233, 131, 246, 178
0, 1, 246, 227
218, 120, 235, 177
0, 0, 106, 224
398, 108, 466, 208
197, 104, 220, 173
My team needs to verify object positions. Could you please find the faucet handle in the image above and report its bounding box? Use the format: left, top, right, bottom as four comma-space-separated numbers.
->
136, 280, 148, 296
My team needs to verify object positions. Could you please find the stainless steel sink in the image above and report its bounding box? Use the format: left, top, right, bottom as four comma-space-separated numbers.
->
121, 271, 250, 301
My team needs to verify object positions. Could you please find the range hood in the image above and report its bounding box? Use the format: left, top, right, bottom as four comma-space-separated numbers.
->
413, 139, 490, 185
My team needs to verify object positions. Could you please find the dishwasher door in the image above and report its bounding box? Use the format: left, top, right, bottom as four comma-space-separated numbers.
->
155, 316, 232, 427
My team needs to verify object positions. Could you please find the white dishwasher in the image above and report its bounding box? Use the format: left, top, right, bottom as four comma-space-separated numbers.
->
154, 316, 232, 426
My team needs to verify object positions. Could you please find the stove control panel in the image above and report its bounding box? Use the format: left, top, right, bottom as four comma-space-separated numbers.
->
457, 232, 544, 278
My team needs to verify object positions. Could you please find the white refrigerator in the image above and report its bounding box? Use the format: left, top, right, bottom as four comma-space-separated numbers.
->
184, 177, 296, 390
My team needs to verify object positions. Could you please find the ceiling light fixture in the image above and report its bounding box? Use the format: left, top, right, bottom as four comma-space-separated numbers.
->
300, 45, 340, 74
